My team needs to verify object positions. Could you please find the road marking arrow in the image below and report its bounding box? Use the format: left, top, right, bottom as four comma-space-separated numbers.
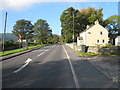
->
25, 58, 32, 63
13, 58, 32, 74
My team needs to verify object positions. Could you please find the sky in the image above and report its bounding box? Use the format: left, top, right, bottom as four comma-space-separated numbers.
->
0, 0, 119, 35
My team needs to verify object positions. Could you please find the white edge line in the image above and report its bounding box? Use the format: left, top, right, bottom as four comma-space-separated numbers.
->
62, 45, 80, 88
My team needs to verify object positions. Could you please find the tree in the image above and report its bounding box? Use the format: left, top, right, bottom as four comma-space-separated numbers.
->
105, 15, 120, 43
60, 7, 80, 43
60, 7, 104, 43
33, 19, 52, 44
12, 19, 33, 41
79, 7, 103, 27
51, 34, 59, 43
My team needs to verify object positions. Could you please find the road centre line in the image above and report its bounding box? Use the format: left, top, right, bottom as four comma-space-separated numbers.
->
13, 45, 55, 74
62, 45, 80, 88
39, 50, 44, 51
37, 52, 44, 57
44, 49, 50, 51
37, 45, 55, 57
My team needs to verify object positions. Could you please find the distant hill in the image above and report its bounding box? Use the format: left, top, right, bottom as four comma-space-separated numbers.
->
0, 33, 18, 41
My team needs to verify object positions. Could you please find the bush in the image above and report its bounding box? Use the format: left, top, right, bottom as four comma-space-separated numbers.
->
2, 40, 20, 51
105, 43, 113, 47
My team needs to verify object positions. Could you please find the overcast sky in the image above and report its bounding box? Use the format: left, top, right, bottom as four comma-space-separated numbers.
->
0, 0, 119, 35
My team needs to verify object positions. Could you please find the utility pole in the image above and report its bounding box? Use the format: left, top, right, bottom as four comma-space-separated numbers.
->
72, 11, 75, 50
64, 11, 75, 49
3, 12, 7, 52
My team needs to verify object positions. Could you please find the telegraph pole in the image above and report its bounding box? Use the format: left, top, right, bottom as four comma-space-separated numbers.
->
3, 12, 7, 52
72, 11, 75, 50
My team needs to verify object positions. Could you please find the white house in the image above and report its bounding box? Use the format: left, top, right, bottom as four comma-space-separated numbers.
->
115, 35, 120, 45
77, 20, 109, 46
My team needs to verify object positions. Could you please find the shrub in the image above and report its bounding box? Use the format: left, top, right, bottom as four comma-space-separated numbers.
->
105, 43, 113, 47
3, 40, 20, 51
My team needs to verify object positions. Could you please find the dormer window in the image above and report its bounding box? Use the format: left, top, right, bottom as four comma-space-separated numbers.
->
100, 31, 103, 35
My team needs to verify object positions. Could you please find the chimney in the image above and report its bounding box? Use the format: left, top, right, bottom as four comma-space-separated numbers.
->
95, 20, 99, 25
86, 25, 89, 29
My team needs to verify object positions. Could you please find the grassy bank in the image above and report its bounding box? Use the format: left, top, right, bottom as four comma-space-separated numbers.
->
76, 50, 120, 57
0, 44, 47, 56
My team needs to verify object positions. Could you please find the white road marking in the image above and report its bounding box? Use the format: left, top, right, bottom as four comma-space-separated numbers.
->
62, 45, 80, 88
37, 52, 44, 57
13, 58, 32, 73
39, 50, 44, 51
44, 49, 49, 51
13, 45, 56, 74
37, 45, 55, 57
51, 45, 56, 48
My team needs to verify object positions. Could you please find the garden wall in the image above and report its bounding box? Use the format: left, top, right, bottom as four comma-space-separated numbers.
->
66, 43, 120, 54
87, 46, 120, 54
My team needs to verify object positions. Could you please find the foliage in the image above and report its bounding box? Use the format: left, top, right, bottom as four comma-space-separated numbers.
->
51, 34, 60, 43
60, 7, 80, 43
60, 7, 104, 43
76, 50, 120, 57
1, 40, 20, 51
33, 19, 52, 44
12, 19, 33, 41
105, 15, 120, 41
79, 7, 103, 26
0, 44, 46, 55
105, 43, 113, 47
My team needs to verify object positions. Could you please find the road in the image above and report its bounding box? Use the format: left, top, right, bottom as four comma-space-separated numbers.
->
2, 44, 118, 88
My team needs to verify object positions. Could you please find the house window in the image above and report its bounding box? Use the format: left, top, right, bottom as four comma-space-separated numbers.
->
103, 40, 105, 43
97, 40, 99, 43
88, 32, 91, 34
100, 31, 103, 35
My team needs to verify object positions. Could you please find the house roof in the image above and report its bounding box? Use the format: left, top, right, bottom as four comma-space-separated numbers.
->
116, 35, 120, 38
79, 20, 103, 34
79, 25, 94, 34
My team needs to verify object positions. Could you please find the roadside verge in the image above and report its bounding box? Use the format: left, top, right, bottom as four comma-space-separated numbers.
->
0, 44, 49, 61
66, 43, 119, 87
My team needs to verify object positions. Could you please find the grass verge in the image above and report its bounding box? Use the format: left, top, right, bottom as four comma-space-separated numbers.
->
0, 44, 47, 56
76, 50, 120, 57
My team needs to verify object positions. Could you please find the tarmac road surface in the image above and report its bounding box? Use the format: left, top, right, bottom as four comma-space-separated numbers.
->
2, 44, 118, 89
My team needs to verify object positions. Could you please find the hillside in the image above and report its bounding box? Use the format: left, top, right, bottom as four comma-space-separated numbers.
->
0, 33, 18, 41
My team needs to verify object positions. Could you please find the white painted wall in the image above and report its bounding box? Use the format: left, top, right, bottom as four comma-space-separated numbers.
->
115, 36, 120, 45
77, 37, 80, 46
80, 31, 86, 45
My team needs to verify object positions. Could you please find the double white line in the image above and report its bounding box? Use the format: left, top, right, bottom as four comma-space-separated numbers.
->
62, 45, 80, 88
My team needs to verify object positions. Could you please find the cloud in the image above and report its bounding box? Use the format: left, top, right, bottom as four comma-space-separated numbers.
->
0, 0, 41, 11
0, 0, 119, 11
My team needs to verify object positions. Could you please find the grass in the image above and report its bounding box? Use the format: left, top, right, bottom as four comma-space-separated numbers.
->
76, 50, 120, 57
0, 44, 47, 56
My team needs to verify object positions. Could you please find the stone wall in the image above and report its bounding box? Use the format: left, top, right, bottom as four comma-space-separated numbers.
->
66, 43, 120, 54
87, 46, 120, 54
